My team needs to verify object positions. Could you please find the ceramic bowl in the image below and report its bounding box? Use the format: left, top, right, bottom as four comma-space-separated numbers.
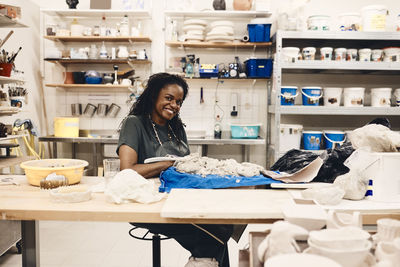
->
264, 253, 341, 267
309, 227, 370, 250
282, 204, 327, 231
377, 219, 400, 242
308, 238, 371, 267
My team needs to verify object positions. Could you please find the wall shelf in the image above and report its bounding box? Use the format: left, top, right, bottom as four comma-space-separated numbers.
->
0, 76, 25, 84
0, 107, 20, 116
0, 15, 27, 28
45, 84, 132, 89
166, 41, 271, 49
44, 58, 151, 65
164, 10, 272, 18
41, 9, 151, 18
281, 61, 400, 72
269, 105, 400, 116
44, 36, 152, 42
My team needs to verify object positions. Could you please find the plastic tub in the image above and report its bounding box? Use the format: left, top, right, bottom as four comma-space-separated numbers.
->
320, 47, 333, 61
383, 47, 400, 62
54, 117, 79, 137
362, 5, 388, 32
338, 13, 361, 31
323, 87, 342, 106
343, 87, 365, 107
245, 58, 272, 78
247, 24, 271, 42
371, 87, 392, 107
302, 47, 316, 60
372, 49, 383, 62
301, 87, 322, 106
20, 159, 89, 186
394, 88, 400, 107
303, 131, 323, 150
307, 15, 330, 31
280, 86, 298, 106
279, 124, 303, 151
230, 124, 261, 139
323, 130, 346, 149
334, 48, 347, 61
359, 48, 372, 62
282, 47, 300, 62
346, 49, 358, 61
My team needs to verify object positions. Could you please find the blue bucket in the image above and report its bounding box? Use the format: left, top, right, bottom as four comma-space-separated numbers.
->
281, 86, 298, 106
301, 87, 323, 106
303, 131, 323, 150
323, 130, 346, 149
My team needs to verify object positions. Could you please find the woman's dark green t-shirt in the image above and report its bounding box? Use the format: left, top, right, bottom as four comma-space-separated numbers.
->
117, 115, 189, 164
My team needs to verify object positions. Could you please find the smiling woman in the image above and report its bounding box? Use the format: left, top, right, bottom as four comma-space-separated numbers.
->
117, 73, 233, 267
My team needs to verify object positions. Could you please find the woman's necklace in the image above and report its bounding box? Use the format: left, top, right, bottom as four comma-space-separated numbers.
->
149, 115, 178, 146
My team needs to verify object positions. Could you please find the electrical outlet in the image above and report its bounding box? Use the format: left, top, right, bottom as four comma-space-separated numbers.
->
231, 93, 238, 116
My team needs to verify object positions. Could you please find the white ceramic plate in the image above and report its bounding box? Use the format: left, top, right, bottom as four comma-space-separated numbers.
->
183, 25, 205, 32
183, 19, 208, 26
144, 156, 182, 164
210, 20, 234, 28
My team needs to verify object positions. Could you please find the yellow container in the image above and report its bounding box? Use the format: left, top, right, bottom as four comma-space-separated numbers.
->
54, 117, 79, 137
20, 159, 88, 186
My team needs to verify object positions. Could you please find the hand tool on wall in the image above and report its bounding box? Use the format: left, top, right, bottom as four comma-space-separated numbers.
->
0, 30, 14, 49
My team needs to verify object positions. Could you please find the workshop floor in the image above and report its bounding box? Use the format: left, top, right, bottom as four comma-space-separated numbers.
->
0, 221, 269, 267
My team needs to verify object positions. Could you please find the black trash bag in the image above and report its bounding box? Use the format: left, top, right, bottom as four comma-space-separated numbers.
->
271, 117, 392, 183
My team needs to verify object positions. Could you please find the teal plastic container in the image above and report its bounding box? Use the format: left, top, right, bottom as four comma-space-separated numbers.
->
230, 124, 261, 139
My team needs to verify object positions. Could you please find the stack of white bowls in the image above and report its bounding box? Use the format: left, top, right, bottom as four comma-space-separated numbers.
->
183, 19, 207, 42
307, 227, 371, 267
205, 20, 234, 42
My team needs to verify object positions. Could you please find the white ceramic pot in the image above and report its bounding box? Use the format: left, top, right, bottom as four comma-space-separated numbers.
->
377, 219, 400, 242
359, 48, 372, 62
308, 15, 330, 31
383, 47, 400, 62
346, 49, 358, 61
282, 47, 300, 62
117, 46, 129, 58
302, 47, 316, 60
372, 49, 383, 62
338, 12, 361, 31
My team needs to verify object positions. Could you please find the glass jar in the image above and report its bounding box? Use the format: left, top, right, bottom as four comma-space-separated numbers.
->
93, 25, 100, 36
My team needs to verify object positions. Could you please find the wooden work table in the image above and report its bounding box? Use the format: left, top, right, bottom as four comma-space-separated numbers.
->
1, 175, 400, 267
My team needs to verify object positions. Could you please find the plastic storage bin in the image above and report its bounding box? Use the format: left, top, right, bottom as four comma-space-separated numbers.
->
230, 124, 261, 139
246, 58, 273, 78
247, 24, 271, 42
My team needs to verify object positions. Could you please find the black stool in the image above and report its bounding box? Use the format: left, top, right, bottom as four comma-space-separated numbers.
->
129, 226, 171, 267
0, 143, 19, 158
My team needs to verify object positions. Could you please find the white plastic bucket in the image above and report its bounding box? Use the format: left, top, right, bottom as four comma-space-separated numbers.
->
383, 47, 400, 62
359, 48, 372, 62
307, 15, 330, 31
338, 13, 361, 31
282, 47, 300, 62
346, 49, 358, 61
394, 88, 400, 107
361, 5, 388, 32
364, 153, 400, 202
343, 87, 365, 107
334, 48, 347, 61
323, 87, 343, 106
302, 47, 316, 60
372, 49, 383, 62
371, 88, 392, 107
279, 124, 303, 152
320, 47, 333, 60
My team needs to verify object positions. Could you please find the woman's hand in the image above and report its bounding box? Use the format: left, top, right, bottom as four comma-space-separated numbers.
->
119, 144, 174, 178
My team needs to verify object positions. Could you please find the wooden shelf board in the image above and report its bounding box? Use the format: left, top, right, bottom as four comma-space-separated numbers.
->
0, 107, 20, 116
165, 41, 272, 48
0, 15, 27, 28
44, 36, 152, 42
0, 156, 34, 169
44, 58, 151, 64
0, 76, 25, 84
45, 84, 131, 89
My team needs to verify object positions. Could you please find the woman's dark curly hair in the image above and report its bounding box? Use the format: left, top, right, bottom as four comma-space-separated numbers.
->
125, 72, 189, 139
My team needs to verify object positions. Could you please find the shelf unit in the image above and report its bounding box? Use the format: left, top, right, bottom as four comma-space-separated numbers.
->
44, 58, 151, 65
41, 9, 151, 18
165, 41, 271, 49
44, 36, 152, 42
164, 10, 272, 18
45, 84, 132, 89
268, 30, 400, 166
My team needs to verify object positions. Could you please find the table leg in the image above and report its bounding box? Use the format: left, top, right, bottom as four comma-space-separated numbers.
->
201, 145, 208, 157
72, 143, 77, 159
21, 220, 40, 267
152, 234, 161, 267
93, 143, 98, 176
52, 142, 57, 158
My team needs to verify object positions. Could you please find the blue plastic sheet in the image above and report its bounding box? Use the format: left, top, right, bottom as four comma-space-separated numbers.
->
159, 167, 282, 193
